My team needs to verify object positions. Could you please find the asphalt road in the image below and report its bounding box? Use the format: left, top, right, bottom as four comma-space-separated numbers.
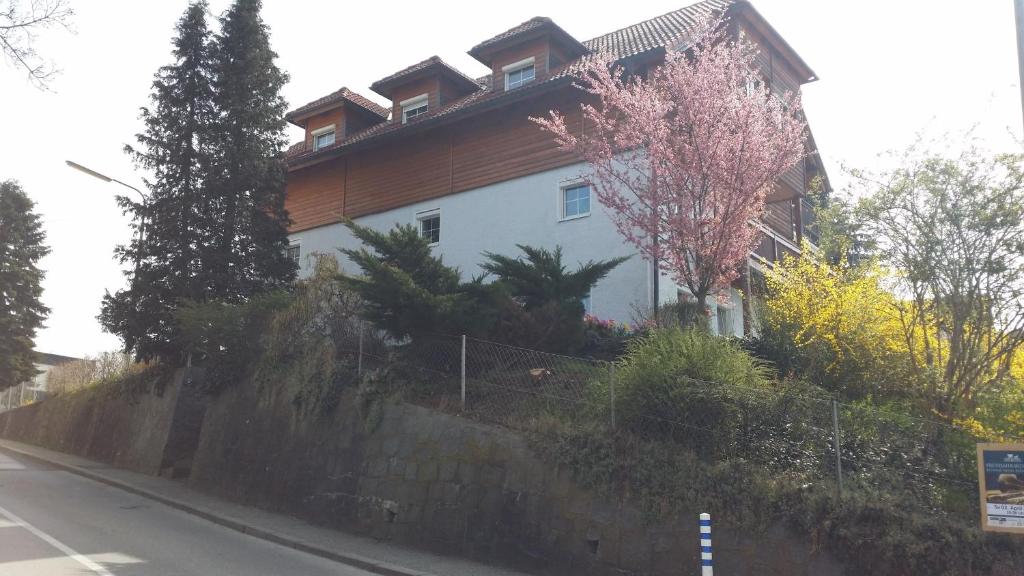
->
0, 450, 377, 576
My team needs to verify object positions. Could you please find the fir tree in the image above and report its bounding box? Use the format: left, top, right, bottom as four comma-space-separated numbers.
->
206, 0, 294, 300
99, 0, 217, 361
101, 0, 295, 362
0, 180, 50, 390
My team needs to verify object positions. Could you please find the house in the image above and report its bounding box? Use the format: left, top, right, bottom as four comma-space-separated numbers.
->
0, 351, 80, 411
282, 0, 830, 336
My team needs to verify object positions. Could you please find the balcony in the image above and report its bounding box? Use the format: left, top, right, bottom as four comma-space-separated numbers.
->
800, 198, 819, 246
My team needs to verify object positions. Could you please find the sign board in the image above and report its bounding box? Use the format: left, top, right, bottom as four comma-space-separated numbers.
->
977, 443, 1024, 534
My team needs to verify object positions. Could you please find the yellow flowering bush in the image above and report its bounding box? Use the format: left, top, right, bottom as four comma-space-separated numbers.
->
759, 253, 914, 399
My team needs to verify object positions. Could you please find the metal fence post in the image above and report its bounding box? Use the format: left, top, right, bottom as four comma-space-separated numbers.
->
609, 363, 616, 430
357, 321, 364, 376
460, 335, 467, 411
18, 383, 26, 407
699, 513, 713, 575
832, 399, 843, 496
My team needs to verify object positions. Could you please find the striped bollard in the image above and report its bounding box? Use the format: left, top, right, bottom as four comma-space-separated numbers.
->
699, 513, 713, 575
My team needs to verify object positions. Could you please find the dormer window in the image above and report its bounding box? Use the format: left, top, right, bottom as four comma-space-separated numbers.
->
503, 58, 536, 90
401, 94, 429, 123
311, 125, 336, 150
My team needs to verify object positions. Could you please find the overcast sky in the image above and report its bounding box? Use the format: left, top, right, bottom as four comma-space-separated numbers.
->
3, 0, 1021, 359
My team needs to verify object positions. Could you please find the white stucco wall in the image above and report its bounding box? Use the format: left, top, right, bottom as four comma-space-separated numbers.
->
289, 161, 746, 335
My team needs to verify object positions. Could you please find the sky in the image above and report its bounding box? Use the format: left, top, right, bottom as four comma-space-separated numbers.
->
2, 0, 1021, 359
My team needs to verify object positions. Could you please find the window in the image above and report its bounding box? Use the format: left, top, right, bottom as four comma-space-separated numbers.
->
561, 183, 591, 220
745, 76, 763, 97
417, 210, 440, 245
503, 58, 536, 90
401, 94, 429, 123
286, 243, 301, 265
716, 306, 732, 336
311, 126, 335, 151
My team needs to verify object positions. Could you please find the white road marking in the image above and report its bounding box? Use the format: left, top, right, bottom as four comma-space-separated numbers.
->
0, 503, 116, 576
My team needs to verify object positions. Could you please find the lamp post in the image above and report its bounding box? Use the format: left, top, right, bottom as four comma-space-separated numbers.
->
66, 160, 148, 273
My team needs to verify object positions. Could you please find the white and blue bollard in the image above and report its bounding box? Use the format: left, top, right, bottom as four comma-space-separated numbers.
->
699, 512, 713, 575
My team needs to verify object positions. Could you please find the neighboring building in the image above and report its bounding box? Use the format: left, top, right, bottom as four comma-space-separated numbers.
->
0, 352, 80, 410
283, 0, 830, 336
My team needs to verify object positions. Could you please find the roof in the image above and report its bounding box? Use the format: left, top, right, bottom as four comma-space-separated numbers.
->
35, 352, 80, 366
468, 16, 589, 65
287, 0, 816, 167
370, 56, 482, 99
285, 87, 390, 126
585, 0, 735, 58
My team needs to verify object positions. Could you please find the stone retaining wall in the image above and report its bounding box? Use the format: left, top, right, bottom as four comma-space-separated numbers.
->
188, 379, 844, 576
0, 368, 204, 477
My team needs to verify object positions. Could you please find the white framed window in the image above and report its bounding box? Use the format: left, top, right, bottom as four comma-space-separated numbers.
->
311, 125, 336, 151
560, 183, 591, 220
503, 57, 536, 91
745, 75, 764, 97
401, 94, 429, 124
416, 209, 440, 245
286, 243, 301, 265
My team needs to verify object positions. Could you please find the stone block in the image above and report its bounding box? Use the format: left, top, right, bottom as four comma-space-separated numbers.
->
417, 460, 439, 482
403, 461, 418, 480
456, 461, 478, 484
381, 436, 400, 456
366, 457, 387, 478
439, 459, 458, 482
480, 464, 505, 487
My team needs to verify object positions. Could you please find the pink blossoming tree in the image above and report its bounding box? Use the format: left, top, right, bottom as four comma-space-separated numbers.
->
533, 16, 807, 314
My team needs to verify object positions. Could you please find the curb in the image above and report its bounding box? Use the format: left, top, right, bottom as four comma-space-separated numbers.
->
0, 442, 435, 576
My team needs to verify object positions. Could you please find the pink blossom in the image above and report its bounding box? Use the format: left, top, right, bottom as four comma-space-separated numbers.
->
533, 15, 807, 309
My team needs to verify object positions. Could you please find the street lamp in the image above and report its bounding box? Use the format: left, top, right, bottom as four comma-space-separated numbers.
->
65, 160, 148, 272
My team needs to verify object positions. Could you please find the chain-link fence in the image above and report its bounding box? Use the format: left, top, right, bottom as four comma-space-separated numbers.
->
334, 329, 997, 517
0, 382, 45, 412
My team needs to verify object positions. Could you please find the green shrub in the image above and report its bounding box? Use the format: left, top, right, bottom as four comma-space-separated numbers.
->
579, 315, 641, 360
536, 421, 1024, 576
176, 291, 293, 393
341, 221, 627, 353
597, 328, 773, 457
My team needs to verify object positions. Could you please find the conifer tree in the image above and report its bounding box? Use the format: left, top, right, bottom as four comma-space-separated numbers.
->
101, 0, 295, 361
0, 180, 50, 390
206, 0, 294, 299
100, 0, 217, 360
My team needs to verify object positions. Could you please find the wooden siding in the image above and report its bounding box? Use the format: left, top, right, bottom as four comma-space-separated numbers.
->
288, 91, 582, 230
286, 81, 808, 233
740, 21, 805, 201
548, 41, 572, 71
490, 36, 551, 90
451, 94, 580, 196
345, 128, 454, 217
390, 77, 440, 123
303, 109, 344, 148
763, 199, 796, 241
285, 160, 347, 231
346, 107, 387, 134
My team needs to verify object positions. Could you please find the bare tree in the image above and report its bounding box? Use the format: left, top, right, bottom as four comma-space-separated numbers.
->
856, 145, 1024, 416
0, 0, 74, 88
45, 351, 137, 395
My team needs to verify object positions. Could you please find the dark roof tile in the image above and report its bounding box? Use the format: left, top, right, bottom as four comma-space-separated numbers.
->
470, 16, 551, 54
286, 87, 390, 124
585, 0, 735, 58
370, 56, 482, 98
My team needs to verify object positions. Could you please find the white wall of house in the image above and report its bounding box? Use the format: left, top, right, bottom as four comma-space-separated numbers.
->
289, 161, 746, 336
